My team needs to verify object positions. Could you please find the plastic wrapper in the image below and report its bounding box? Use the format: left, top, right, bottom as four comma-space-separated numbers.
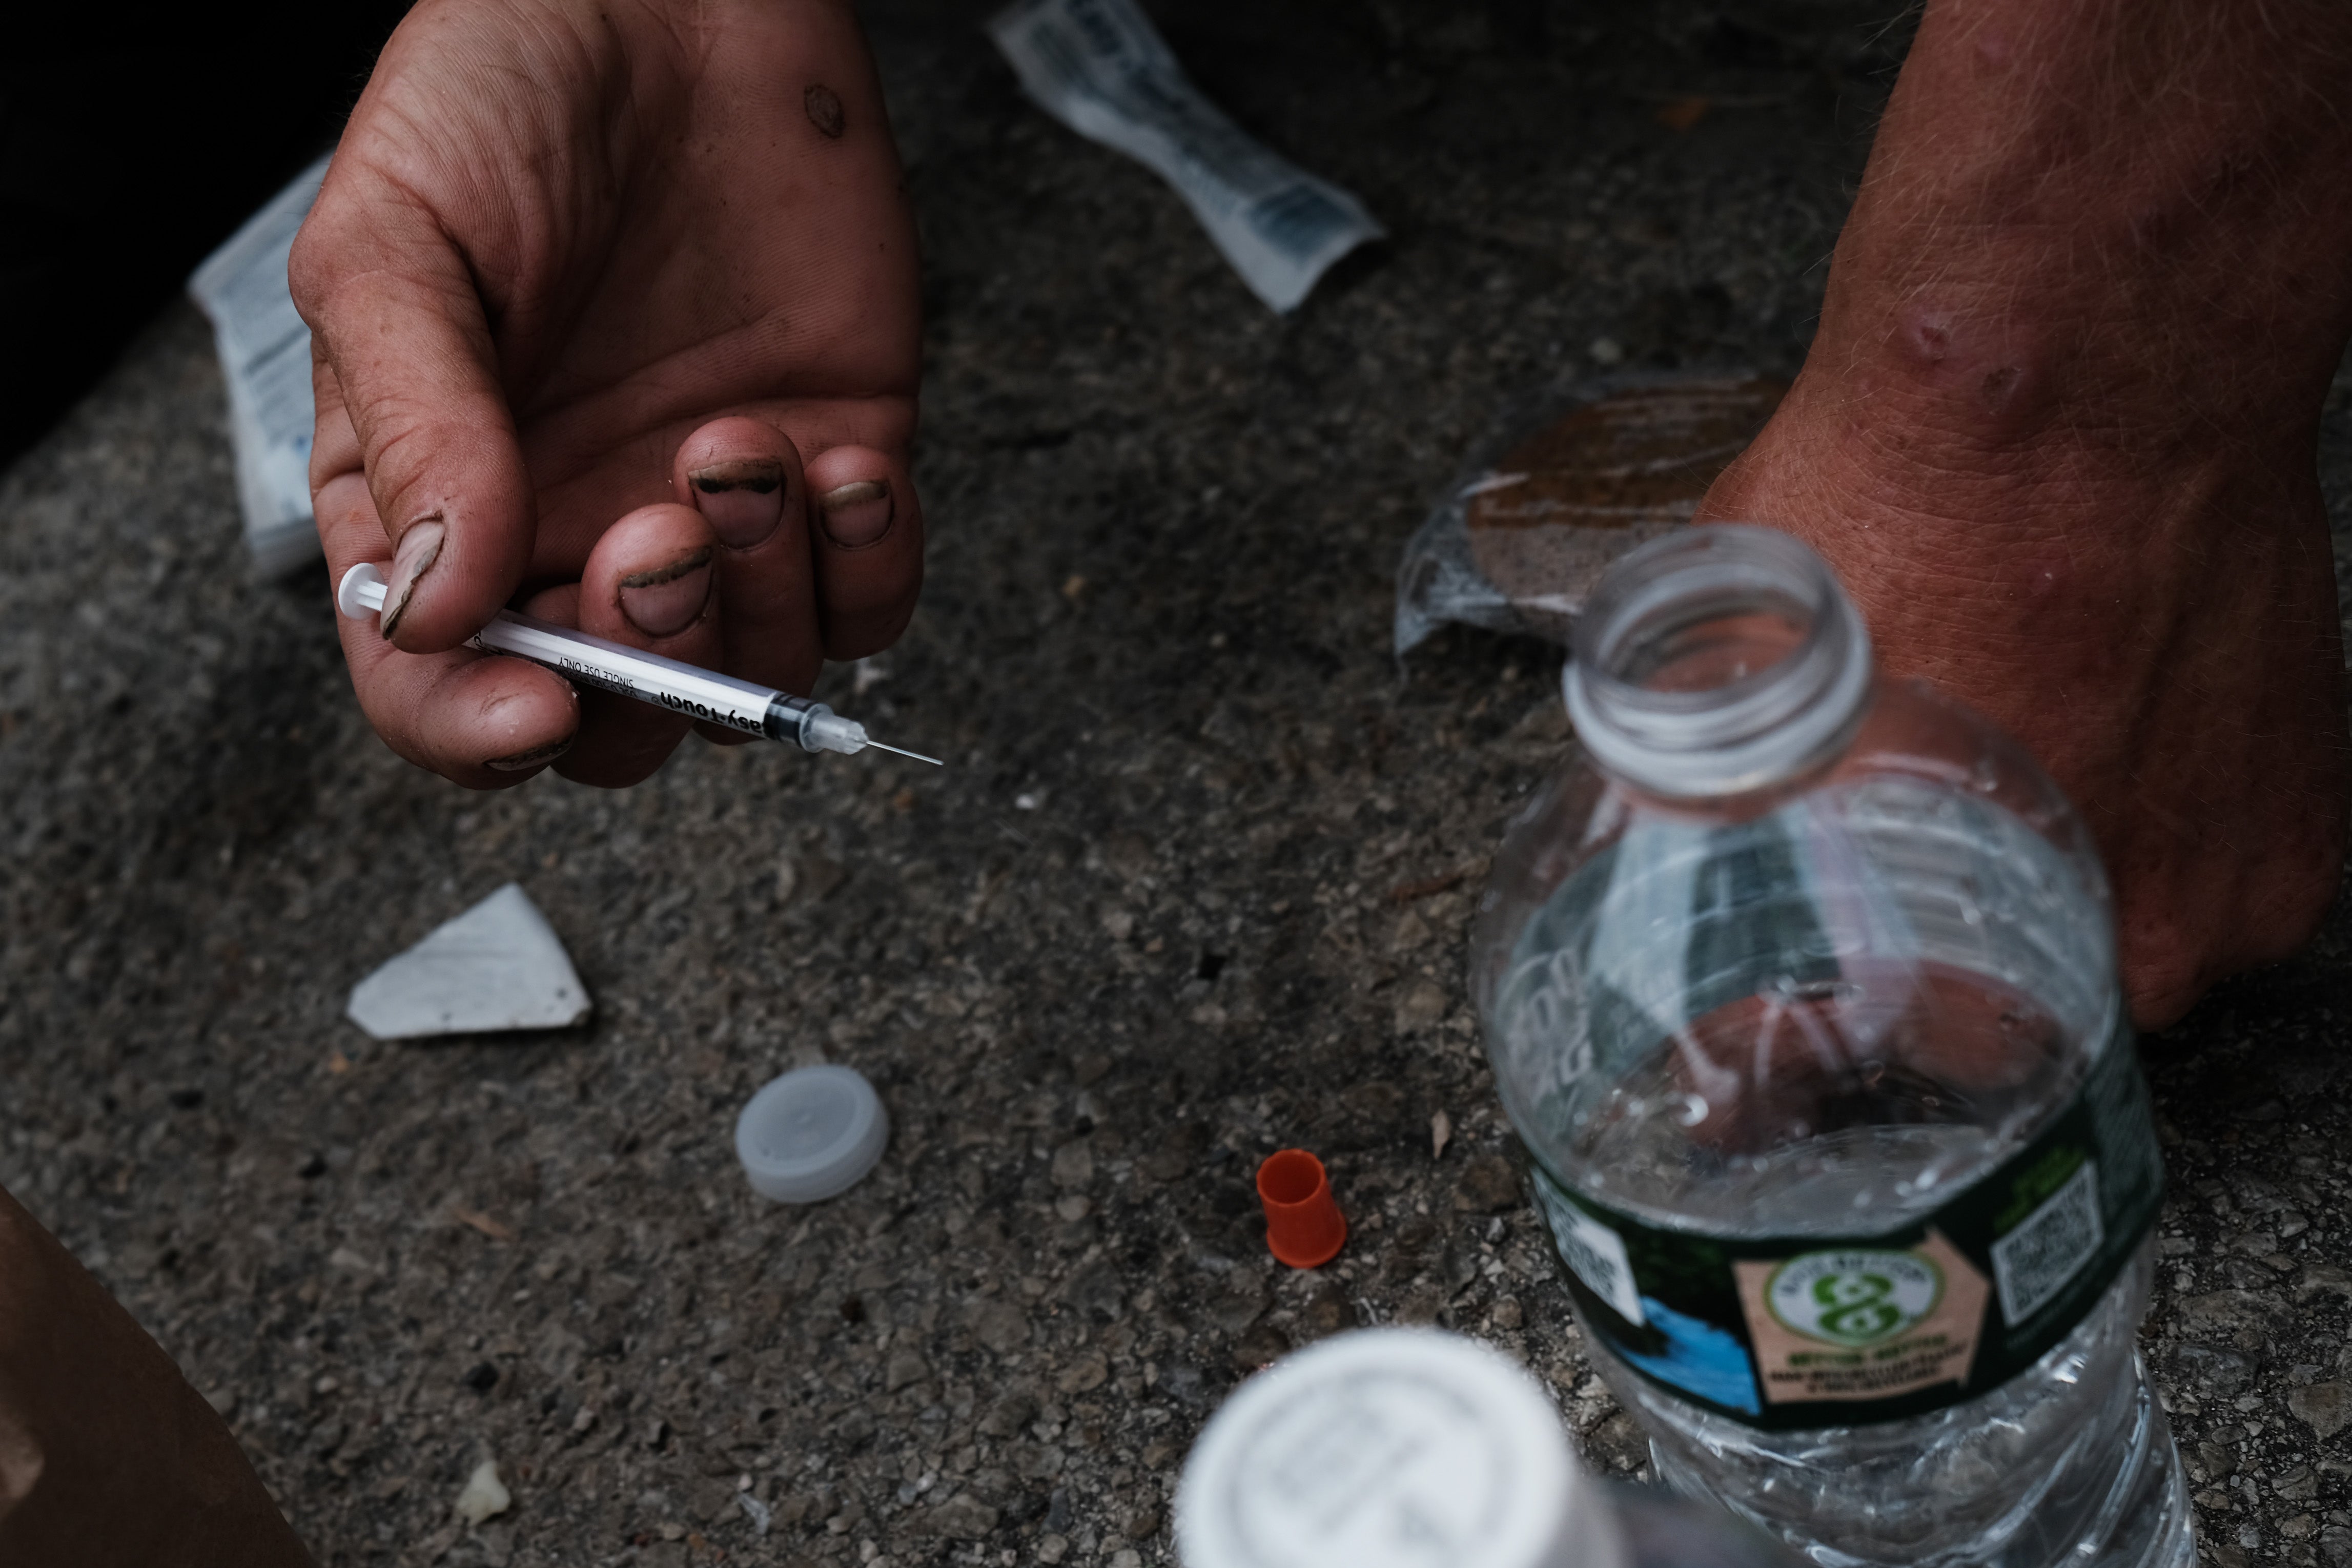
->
187, 154, 331, 577
1394, 372, 1787, 656
989, 0, 1382, 313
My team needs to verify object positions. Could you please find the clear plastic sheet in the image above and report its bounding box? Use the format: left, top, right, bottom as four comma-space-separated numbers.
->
1394, 372, 1788, 656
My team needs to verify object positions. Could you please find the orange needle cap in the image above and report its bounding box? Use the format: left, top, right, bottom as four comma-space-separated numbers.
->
1257, 1148, 1346, 1269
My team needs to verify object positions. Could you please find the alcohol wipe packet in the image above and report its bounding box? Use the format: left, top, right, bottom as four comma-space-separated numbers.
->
188, 153, 331, 577
989, 0, 1383, 312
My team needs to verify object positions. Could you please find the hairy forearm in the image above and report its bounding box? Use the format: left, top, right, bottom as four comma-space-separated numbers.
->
1701, 0, 2352, 1029
1811, 0, 2352, 459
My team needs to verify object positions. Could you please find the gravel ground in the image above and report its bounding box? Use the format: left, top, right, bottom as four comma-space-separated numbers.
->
3, 3, 2348, 1565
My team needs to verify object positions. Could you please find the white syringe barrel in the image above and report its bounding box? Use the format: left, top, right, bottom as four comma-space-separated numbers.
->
334, 563, 865, 755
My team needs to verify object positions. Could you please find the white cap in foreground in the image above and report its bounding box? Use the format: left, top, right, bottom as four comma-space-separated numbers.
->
1177, 1329, 1628, 1568
735, 1065, 889, 1203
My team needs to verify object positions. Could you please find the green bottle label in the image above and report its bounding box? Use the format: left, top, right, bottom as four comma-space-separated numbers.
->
1528, 1026, 2163, 1430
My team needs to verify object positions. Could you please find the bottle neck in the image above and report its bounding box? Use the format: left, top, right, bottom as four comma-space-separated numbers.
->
1564, 525, 1873, 799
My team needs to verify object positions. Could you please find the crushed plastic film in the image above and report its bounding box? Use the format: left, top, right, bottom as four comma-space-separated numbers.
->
1393, 372, 1787, 656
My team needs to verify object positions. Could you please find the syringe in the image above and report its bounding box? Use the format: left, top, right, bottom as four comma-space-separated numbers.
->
336, 563, 940, 764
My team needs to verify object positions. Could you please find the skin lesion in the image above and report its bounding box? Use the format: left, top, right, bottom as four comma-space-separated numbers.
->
1872, 302, 2056, 441
805, 82, 845, 138
1975, 364, 2021, 411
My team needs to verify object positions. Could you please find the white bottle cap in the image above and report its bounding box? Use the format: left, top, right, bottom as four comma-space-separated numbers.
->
734, 1065, 889, 1203
1177, 1329, 1627, 1568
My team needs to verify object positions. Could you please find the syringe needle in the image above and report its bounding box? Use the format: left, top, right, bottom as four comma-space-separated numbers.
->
866, 741, 945, 767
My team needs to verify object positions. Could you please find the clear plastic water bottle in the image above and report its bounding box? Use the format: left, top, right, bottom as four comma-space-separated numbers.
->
1470, 526, 2191, 1568
1177, 1327, 1803, 1568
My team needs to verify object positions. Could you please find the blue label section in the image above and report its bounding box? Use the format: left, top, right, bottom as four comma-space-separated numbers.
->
1618, 1297, 1761, 1415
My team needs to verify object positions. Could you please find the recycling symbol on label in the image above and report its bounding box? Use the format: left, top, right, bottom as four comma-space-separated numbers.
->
1765, 1249, 1945, 1348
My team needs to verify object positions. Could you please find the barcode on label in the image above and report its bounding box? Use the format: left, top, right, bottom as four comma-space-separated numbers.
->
1534, 1175, 1645, 1326
1991, 1159, 2103, 1326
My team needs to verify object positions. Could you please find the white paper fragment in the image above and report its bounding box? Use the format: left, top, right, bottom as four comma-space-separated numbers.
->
989, 0, 1383, 312
454, 1459, 512, 1526
187, 154, 331, 578
346, 883, 591, 1041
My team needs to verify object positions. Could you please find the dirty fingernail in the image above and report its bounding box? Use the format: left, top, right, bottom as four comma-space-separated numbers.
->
817, 479, 893, 547
379, 519, 446, 641
618, 546, 715, 637
486, 737, 573, 774
689, 459, 788, 549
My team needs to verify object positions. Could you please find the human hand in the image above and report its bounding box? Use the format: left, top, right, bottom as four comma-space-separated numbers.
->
1698, 0, 2352, 1028
291, 0, 922, 788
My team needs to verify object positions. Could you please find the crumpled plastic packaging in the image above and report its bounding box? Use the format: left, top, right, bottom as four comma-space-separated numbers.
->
1394, 372, 1788, 656
187, 153, 332, 577
989, 0, 1383, 313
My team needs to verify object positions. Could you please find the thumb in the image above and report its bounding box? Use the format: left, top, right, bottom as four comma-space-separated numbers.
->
291, 170, 533, 652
